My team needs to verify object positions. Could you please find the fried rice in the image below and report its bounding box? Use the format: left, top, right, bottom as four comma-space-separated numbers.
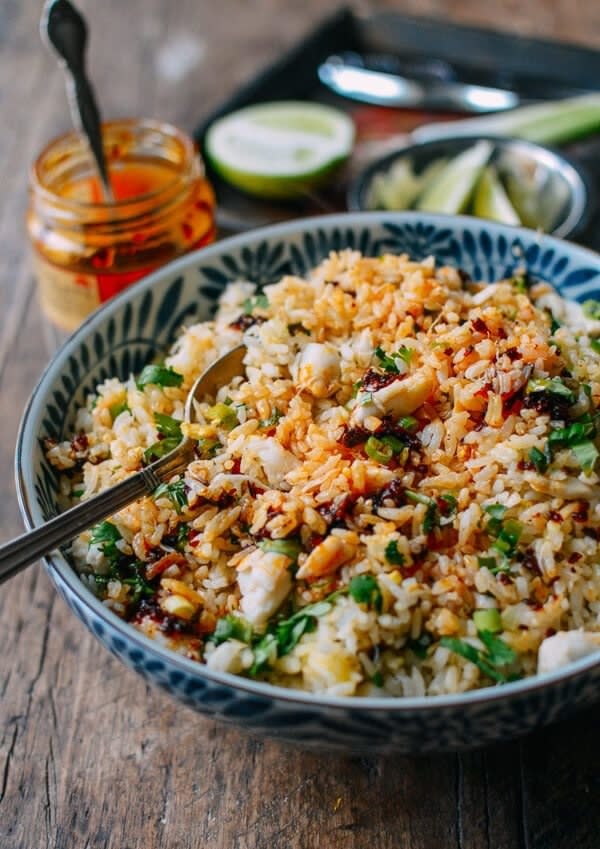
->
46, 250, 600, 697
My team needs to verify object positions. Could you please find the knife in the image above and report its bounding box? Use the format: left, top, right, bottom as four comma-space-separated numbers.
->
318, 54, 522, 114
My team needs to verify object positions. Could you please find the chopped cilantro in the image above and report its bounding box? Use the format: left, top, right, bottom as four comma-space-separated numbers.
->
384, 540, 404, 566
136, 364, 183, 389
153, 478, 187, 513
154, 412, 183, 440
120, 561, 155, 603
441, 630, 518, 683
374, 346, 414, 373
348, 575, 383, 612
249, 592, 340, 675
90, 521, 122, 564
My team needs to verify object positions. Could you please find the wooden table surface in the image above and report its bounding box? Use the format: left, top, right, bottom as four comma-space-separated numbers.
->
1, 2, 599, 847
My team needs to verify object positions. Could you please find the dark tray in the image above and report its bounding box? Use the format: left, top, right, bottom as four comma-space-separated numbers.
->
194, 7, 600, 250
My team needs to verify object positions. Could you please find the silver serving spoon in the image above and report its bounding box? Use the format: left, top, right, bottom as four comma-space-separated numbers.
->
0, 345, 247, 583
41, 0, 113, 201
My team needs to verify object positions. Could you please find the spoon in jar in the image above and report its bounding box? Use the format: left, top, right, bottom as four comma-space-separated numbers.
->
0, 344, 247, 583
41, 0, 114, 201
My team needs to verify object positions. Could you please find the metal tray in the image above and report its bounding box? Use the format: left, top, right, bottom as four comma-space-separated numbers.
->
194, 7, 600, 249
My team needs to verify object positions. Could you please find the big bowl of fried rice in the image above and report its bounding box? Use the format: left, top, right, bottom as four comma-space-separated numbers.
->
16, 212, 600, 752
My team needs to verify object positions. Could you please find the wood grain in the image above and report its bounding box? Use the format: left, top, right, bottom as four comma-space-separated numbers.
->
0, 2, 599, 848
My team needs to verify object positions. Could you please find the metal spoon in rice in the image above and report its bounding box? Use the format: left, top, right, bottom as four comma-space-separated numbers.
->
0, 344, 247, 583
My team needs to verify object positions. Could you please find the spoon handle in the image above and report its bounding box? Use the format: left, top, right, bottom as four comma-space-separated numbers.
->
66, 70, 113, 199
0, 445, 192, 584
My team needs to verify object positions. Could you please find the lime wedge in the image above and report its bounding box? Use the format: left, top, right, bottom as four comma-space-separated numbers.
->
205, 101, 355, 199
415, 140, 493, 214
473, 166, 521, 225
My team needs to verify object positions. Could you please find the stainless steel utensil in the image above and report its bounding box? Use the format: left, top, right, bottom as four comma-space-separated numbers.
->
41, 0, 113, 200
0, 345, 247, 583
319, 54, 521, 113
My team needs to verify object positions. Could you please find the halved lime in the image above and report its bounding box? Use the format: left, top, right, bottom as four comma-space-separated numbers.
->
473, 166, 521, 225
205, 101, 355, 199
415, 140, 493, 214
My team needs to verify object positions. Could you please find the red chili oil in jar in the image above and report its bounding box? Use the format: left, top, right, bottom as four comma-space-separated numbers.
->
27, 119, 216, 331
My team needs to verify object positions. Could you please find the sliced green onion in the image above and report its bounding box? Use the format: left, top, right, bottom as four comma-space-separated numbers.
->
477, 556, 498, 571
484, 503, 507, 537
405, 490, 434, 507
590, 339, 600, 354
529, 446, 548, 473
259, 538, 302, 562
398, 416, 418, 431
493, 519, 523, 557
365, 436, 394, 464
484, 503, 507, 520
380, 434, 406, 454
209, 614, 253, 646
206, 402, 238, 430
572, 440, 599, 474
473, 609, 502, 633
243, 293, 269, 314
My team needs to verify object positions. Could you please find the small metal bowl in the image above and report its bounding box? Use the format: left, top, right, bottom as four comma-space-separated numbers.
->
348, 135, 592, 240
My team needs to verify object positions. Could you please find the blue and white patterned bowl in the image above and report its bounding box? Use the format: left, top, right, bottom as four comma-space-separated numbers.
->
16, 212, 600, 753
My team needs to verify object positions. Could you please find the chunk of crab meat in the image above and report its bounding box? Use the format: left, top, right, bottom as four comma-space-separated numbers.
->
242, 436, 300, 488
537, 630, 600, 674
296, 531, 358, 580
371, 366, 435, 418
292, 343, 341, 398
527, 475, 598, 500
237, 548, 293, 628
205, 639, 249, 674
